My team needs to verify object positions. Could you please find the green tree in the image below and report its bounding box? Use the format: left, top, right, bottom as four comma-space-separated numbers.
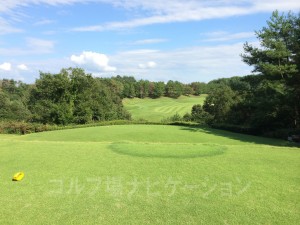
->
165, 80, 182, 98
203, 85, 236, 123
0, 79, 32, 121
135, 80, 150, 98
242, 11, 298, 80
69, 68, 94, 124
183, 84, 194, 96
241, 10, 300, 128
190, 82, 207, 95
151, 82, 165, 98
29, 70, 73, 124
101, 78, 124, 100
191, 104, 212, 124
29, 68, 131, 124
115, 76, 136, 98
0, 91, 10, 119
247, 80, 287, 130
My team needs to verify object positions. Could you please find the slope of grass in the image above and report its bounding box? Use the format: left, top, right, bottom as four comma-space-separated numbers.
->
123, 95, 206, 122
0, 125, 299, 225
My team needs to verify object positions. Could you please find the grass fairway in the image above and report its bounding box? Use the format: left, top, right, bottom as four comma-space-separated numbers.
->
123, 95, 206, 121
0, 125, 299, 224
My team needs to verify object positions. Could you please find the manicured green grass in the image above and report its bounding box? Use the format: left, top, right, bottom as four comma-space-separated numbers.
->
0, 125, 299, 224
123, 95, 206, 122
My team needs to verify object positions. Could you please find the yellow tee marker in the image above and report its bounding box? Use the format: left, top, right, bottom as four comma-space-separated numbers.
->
12, 172, 25, 181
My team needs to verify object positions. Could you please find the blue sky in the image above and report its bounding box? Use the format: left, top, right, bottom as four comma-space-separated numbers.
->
0, 0, 299, 83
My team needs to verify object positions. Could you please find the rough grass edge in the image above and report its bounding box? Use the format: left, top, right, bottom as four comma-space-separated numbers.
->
0, 120, 199, 135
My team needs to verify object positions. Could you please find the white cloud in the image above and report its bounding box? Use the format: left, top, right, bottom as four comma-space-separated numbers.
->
1, 0, 299, 33
0, 42, 257, 83
70, 51, 116, 72
138, 61, 157, 69
110, 42, 257, 82
0, 0, 89, 35
133, 39, 168, 45
0, 62, 12, 71
17, 64, 29, 70
26, 38, 55, 53
0, 38, 55, 56
253, 0, 300, 11
0, 0, 90, 13
42, 30, 57, 35
147, 61, 156, 68
0, 18, 23, 35
121, 49, 160, 55
0, 57, 74, 83
202, 31, 255, 42
33, 19, 55, 26
71, 0, 300, 32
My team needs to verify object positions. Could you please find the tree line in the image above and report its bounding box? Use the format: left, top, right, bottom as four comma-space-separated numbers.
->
0, 69, 212, 125
0, 69, 211, 125
108, 76, 208, 99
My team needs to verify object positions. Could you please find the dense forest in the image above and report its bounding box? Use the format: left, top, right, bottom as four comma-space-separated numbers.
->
0, 11, 299, 138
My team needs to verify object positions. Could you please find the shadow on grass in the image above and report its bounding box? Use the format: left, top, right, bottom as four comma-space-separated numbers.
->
179, 125, 299, 148
109, 142, 227, 159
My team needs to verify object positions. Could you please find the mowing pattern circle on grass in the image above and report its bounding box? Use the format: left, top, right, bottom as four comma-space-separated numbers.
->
110, 142, 226, 159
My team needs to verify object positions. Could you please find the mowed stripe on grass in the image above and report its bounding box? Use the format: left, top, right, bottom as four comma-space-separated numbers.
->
123, 95, 206, 122
0, 125, 299, 224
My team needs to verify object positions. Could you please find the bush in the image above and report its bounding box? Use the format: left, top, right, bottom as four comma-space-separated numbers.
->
191, 104, 213, 124
161, 113, 183, 123
0, 120, 164, 135
182, 113, 192, 121
0, 121, 35, 134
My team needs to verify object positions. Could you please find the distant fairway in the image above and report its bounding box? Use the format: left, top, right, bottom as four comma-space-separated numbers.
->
0, 125, 299, 224
123, 95, 206, 121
